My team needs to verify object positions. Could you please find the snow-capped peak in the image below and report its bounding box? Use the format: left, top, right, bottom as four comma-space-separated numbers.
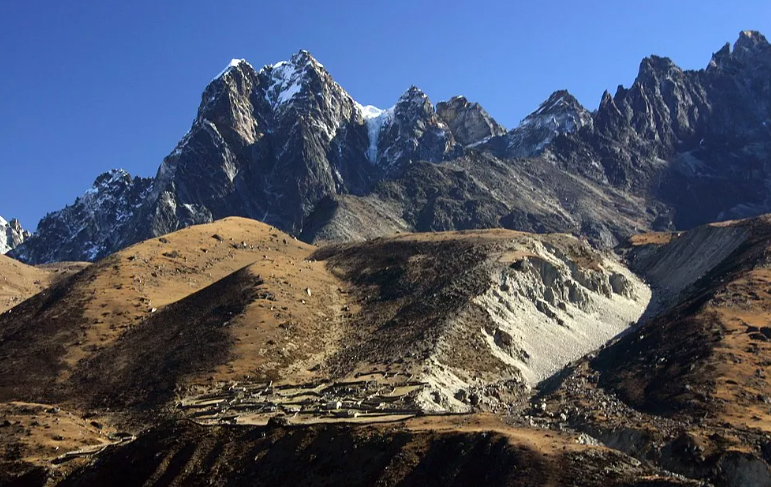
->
518, 90, 592, 132
398, 86, 429, 105
213, 59, 253, 81
0, 215, 30, 255
84, 169, 132, 195
290, 49, 324, 69
255, 50, 336, 110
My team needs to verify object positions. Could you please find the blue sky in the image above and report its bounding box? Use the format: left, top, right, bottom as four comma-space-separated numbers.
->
1, 1, 770, 229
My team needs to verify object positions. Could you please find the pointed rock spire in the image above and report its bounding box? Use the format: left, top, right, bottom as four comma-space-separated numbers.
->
436, 96, 506, 146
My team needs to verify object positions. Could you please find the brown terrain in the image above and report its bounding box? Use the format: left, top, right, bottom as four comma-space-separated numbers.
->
2, 216, 771, 485
0, 255, 88, 313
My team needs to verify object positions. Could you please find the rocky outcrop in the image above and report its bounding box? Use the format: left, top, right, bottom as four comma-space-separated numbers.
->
0, 216, 30, 254
371, 86, 462, 175
471, 239, 648, 387
436, 95, 506, 146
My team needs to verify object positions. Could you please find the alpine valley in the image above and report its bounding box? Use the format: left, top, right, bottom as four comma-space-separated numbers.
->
1, 31, 771, 487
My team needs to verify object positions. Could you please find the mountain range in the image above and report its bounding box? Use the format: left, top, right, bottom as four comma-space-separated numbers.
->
8, 30, 771, 264
3, 30, 771, 487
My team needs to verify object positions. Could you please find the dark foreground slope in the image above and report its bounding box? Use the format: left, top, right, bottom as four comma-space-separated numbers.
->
58, 417, 695, 487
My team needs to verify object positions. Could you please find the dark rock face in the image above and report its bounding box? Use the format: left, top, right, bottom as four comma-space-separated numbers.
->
10, 170, 153, 263
554, 30, 771, 228
128, 52, 377, 243
302, 152, 652, 248
372, 86, 463, 176
14, 31, 771, 263
0, 217, 30, 254
436, 95, 507, 146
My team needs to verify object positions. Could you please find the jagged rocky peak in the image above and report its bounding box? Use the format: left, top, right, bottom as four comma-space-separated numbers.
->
637, 54, 679, 77
90, 168, 133, 191
125, 48, 380, 246
0, 216, 30, 254
371, 86, 462, 174
199, 49, 356, 129
10, 169, 154, 264
259, 50, 346, 111
708, 42, 733, 70
436, 95, 506, 146
481, 89, 593, 159
708, 30, 771, 74
733, 30, 771, 62
395, 86, 437, 121
193, 50, 354, 147
520, 89, 593, 134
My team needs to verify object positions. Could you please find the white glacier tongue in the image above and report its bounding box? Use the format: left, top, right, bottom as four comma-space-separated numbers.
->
356, 102, 394, 163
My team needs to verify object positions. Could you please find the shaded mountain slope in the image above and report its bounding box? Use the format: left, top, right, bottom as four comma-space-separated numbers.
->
303, 152, 657, 247
58, 416, 696, 487
0, 254, 88, 313
0, 218, 341, 407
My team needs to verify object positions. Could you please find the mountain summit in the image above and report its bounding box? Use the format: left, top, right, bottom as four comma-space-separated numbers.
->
0, 216, 29, 254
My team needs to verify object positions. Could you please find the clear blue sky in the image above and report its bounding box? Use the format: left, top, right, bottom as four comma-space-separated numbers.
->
1, 1, 769, 230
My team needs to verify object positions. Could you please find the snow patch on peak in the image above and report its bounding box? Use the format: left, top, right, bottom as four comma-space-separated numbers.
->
399, 86, 428, 104
518, 91, 591, 133
85, 169, 131, 196
290, 49, 324, 69
213, 59, 252, 80
263, 60, 305, 108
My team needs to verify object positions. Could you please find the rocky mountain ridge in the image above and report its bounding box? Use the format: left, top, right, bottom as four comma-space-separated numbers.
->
11, 170, 153, 263
11, 30, 771, 264
0, 215, 29, 254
